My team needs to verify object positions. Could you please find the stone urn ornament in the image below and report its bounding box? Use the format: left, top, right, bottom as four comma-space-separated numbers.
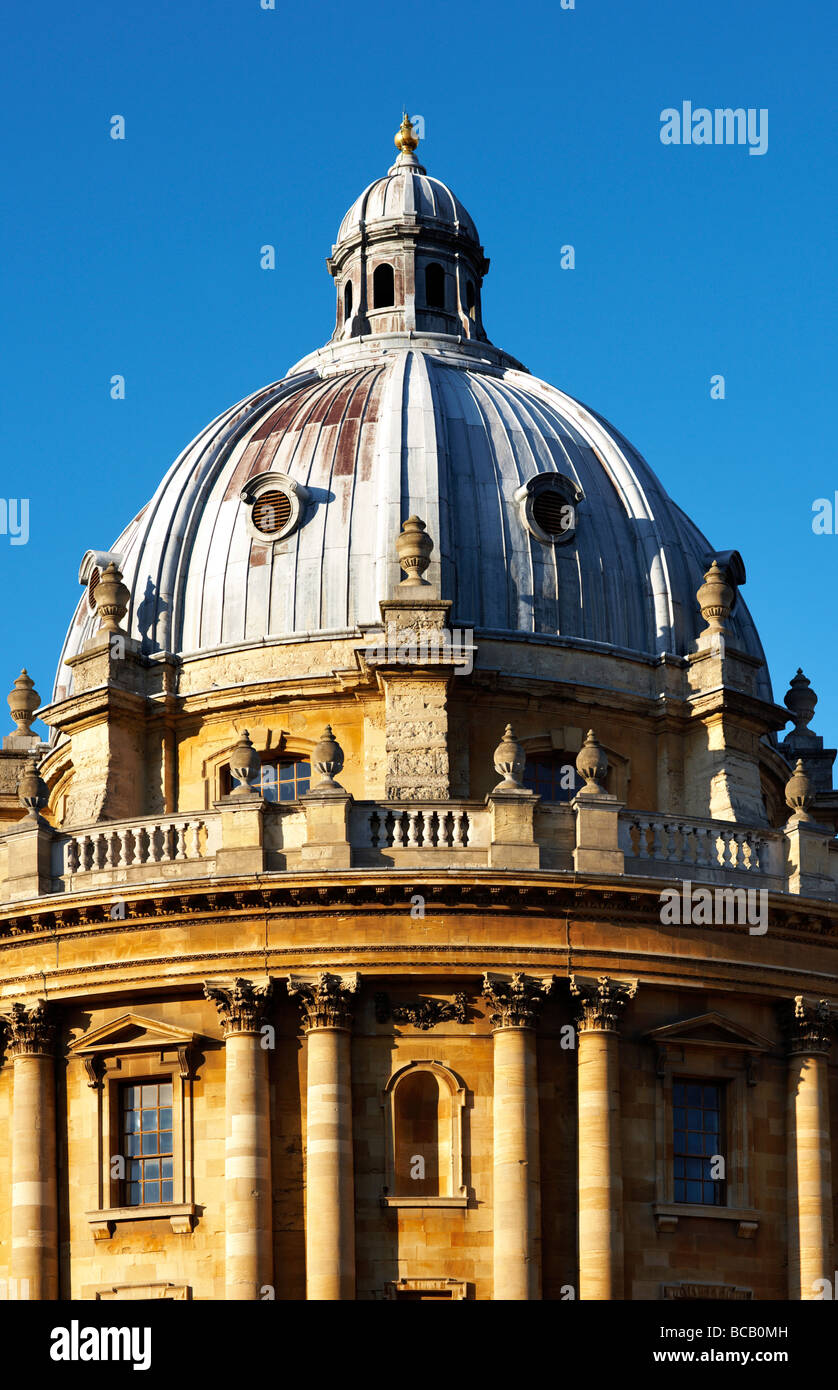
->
229, 729, 261, 794
17, 757, 48, 821
784, 669, 817, 734
396, 516, 433, 586
95, 562, 130, 634
696, 560, 734, 638
310, 725, 345, 791
575, 729, 609, 793
7, 669, 39, 736
492, 724, 526, 791
785, 758, 813, 822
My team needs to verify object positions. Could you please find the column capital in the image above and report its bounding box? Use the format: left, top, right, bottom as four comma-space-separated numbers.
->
783, 995, 833, 1056
287, 972, 360, 1031
204, 977, 273, 1037
571, 975, 638, 1034
482, 971, 554, 1029
0, 1000, 58, 1058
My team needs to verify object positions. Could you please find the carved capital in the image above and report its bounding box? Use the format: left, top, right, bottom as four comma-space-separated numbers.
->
571, 975, 638, 1034
783, 995, 833, 1056
287, 972, 360, 1031
482, 972, 554, 1029
0, 1000, 58, 1058
204, 978, 273, 1037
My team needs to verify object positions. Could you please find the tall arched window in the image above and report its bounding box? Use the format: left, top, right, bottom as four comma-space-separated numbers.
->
383, 1062, 468, 1206
395, 1070, 442, 1195
372, 262, 395, 308
465, 280, 476, 319
343, 280, 353, 321
425, 262, 445, 309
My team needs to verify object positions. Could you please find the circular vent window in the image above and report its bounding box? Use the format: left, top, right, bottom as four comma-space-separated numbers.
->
87, 566, 101, 612
252, 489, 293, 537
532, 490, 575, 539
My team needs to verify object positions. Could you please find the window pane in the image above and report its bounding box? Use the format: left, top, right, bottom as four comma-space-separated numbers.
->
127, 1182, 141, 1206
141, 1085, 158, 1106
673, 1083, 685, 1104
686, 1084, 702, 1106
141, 1109, 158, 1130
687, 1132, 702, 1155
673, 1107, 685, 1128
162, 1181, 174, 1203
686, 1157, 703, 1179
124, 1086, 139, 1108
686, 1181, 702, 1203
674, 1180, 686, 1202
144, 1182, 159, 1204
159, 1131, 173, 1153
673, 1157, 684, 1177
687, 1109, 702, 1130
703, 1085, 719, 1107
159, 1083, 173, 1105
142, 1132, 158, 1155
124, 1109, 140, 1132
125, 1134, 139, 1156
674, 1130, 686, 1152
162, 1158, 173, 1180
159, 1108, 173, 1130
128, 1160, 140, 1180
279, 782, 295, 801
145, 1160, 160, 1181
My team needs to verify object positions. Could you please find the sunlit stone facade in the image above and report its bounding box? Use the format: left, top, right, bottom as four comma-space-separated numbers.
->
1, 118, 836, 1302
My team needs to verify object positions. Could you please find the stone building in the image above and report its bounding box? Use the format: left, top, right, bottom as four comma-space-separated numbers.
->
0, 116, 836, 1302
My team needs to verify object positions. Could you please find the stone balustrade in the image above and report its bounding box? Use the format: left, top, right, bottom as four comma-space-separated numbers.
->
0, 797, 834, 901
350, 801, 489, 859
619, 811, 786, 886
55, 814, 221, 889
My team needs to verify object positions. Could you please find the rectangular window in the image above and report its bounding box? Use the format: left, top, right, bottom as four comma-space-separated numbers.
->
672, 1080, 724, 1206
122, 1081, 174, 1206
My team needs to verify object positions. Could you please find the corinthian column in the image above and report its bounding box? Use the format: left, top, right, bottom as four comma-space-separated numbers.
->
1, 1001, 59, 1300
287, 972, 359, 1301
784, 996, 833, 1300
204, 978, 273, 1300
571, 975, 637, 1301
482, 971, 553, 1300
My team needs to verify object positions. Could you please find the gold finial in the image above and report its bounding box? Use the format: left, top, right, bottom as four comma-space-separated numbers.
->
394, 112, 419, 155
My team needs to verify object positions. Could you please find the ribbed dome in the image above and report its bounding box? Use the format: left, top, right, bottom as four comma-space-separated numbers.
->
335, 167, 480, 247
53, 334, 771, 704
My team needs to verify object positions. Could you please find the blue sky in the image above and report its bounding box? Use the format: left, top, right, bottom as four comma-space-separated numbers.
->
3, 0, 837, 745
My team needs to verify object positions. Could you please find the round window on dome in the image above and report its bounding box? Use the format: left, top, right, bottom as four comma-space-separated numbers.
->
515, 473, 584, 546
251, 489, 293, 537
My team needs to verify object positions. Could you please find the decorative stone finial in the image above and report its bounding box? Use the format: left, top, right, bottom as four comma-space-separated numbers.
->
7, 669, 39, 736
784, 669, 817, 734
310, 724, 345, 791
95, 561, 130, 634
492, 724, 526, 791
396, 515, 433, 586
575, 729, 608, 793
785, 758, 814, 822
394, 112, 419, 156
228, 729, 261, 795
17, 757, 48, 821
696, 560, 734, 640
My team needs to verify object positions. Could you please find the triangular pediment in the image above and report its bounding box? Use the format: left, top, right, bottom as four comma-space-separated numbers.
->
646, 1012, 772, 1053
69, 1012, 195, 1057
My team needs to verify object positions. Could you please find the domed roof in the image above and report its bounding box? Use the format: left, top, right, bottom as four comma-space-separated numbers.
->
53, 332, 771, 703
334, 117, 480, 249
52, 123, 772, 706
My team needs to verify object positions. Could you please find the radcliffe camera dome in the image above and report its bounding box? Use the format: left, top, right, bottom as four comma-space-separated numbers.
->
3, 110, 837, 1312
53, 116, 770, 705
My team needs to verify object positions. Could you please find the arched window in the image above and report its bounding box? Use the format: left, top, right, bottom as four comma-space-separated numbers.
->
343, 280, 353, 322
425, 262, 445, 309
383, 1062, 467, 1206
372, 262, 395, 308
522, 751, 581, 803
221, 756, 311, 802
395, 1070, 442, 1195
465, 280, 476, 319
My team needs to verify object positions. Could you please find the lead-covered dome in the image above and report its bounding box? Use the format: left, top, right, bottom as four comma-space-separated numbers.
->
53, 121, 771, 705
